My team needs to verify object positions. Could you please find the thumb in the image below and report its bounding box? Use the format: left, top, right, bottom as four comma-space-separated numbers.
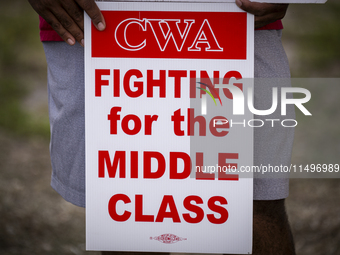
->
236, 0, 244, 8
235, 0, 268, 15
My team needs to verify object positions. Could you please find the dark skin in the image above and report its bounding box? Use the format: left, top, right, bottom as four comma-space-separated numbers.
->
251, 199, 295, 255
27, 0, 106, 46
236, 0, 289, 29
27, 0, 294, 254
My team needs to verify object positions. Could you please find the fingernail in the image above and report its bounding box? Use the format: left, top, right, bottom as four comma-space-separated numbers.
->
67, 38, 75, 45
97, 22, 105, 31
236, 0, 242, 7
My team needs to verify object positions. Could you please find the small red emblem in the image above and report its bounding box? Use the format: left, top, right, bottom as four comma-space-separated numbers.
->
150, 233, 187, 244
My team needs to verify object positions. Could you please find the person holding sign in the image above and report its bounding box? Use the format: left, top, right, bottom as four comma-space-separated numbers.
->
27, 0, 295, 254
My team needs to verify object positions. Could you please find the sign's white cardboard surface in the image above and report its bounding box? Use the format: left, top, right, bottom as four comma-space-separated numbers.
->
85, 1, 254, 254
85, 0, 325, 252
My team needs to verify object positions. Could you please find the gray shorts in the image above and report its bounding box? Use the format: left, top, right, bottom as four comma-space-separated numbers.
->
43, 29, 294, 207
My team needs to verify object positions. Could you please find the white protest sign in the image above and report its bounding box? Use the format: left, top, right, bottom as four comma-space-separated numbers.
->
85, 1, 253, 254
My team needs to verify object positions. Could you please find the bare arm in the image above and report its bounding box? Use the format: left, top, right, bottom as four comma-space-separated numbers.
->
28, 0, 106, 46
236, 0, 289, 29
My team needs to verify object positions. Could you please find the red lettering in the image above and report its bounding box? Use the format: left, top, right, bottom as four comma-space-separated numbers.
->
209, 116, 229, 137
144, 115, 158, 135
195, 152, 214, 180
107, 194, 229, 224
171, 109, 185, 136
169, 152, 191, 179
108, 194, 131, 221
168, 70, 187, 98
188, 19, 223, 52
135, 194, 154, 222
93, 11, 247, 59
113, 69, 120, 97
108, 107, 121, 135
199, 70, 220, 98
148, 19, 195, 52
188, 108, 206, 136
95, 69, 110, 97
183, 195, 204, 223
121, 114, 142, 135
223, 71, 243, 99
207, 196, 228, 224
124, 69, 143, 98
98, 150, 125, 178
115, 18, 147, 51
218, 153, 239, 181
155, 195, 181, 222
143, 151, 166, 179
147, 70, 166, 98
189, 70, 197, 98
130, 151, 138, 178
109, 107, 158, 135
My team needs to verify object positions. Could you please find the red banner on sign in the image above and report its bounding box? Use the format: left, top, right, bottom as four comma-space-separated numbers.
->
92, 11, 247, 59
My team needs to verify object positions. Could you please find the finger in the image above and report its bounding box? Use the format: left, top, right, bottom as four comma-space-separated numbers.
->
59, 0, 85, 45
254, 12, 283, 28
61, 0, 85, 31
42, 10, 77, 46
254, 15, 273, 29
235, 0, 274, 17
76, 0, 106, 31
53, 9, 84, 46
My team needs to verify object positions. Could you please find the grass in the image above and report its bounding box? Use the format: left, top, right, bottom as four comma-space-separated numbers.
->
282, 1, 340, 77
0, 0, 49, 139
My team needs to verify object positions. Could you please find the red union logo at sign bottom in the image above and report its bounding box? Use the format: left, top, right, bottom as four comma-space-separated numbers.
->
150, 234, 187, 244
92, 11, 247, 59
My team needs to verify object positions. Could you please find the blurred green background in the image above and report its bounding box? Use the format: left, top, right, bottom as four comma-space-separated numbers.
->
0, 0, 339, 254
